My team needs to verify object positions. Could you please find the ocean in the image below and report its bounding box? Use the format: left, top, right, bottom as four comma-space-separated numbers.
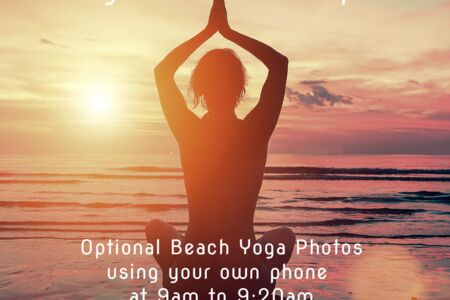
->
0, 154, 449, 299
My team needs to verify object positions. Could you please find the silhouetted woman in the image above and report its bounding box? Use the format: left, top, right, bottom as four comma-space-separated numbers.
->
147, 0, 294, 297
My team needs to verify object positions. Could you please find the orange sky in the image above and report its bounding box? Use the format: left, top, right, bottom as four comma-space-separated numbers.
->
1, 0, 449, 154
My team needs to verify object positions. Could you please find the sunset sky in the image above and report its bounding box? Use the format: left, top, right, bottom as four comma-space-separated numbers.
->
1, 0, 449, 155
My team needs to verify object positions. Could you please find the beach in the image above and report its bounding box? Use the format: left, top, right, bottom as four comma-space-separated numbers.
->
0, 154, 449, 299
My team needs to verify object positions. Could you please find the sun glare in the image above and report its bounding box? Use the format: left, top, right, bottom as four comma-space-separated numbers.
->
83, 84, 115, 120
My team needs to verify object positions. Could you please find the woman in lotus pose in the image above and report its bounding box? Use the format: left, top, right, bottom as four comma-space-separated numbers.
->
147, 0, 294, 297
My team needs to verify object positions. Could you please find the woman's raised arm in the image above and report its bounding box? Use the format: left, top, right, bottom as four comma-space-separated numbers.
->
216, 0, 288, 140
154, 5, 217, 141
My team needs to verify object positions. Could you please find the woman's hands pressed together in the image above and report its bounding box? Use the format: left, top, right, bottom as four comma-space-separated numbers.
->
206, 0, 231, 35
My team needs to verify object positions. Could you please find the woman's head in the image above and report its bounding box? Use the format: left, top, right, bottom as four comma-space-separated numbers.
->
190, 48, 247, 113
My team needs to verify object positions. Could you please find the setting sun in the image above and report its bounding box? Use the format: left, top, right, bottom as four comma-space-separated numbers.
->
83, 84, 116, 120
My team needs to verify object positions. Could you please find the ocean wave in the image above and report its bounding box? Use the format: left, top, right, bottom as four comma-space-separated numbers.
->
263, 174, 450, 181
298, 233, 450, 239
264, 166, 450, 175
0, 221, 152, 226
109, 166, 450, 175
0, 179, 82, 184
0, 172, 182, 180
0, 201, 187, 211
35, 190, 187, 198
0, 218, 393, 228
2, 169, 450, 182
260, 206, 426, 215
33, 190, 270, 200
295, 191, 450, 205
0, 227, 448, 241
1, 200, 433, 215
110, 166, 180, 172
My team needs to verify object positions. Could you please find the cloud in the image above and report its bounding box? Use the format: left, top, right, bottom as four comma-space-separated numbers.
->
408, 79, 420, 85
39, 38, 67, 47
286, 85, 352, 107
300, 80, 328, 85
426, 111, 450, 121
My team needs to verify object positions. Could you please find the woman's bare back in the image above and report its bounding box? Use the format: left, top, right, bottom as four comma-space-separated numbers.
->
181, 115, 267, 243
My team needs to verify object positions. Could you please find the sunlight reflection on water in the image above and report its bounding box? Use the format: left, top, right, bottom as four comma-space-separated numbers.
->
349, 246, 425, 300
